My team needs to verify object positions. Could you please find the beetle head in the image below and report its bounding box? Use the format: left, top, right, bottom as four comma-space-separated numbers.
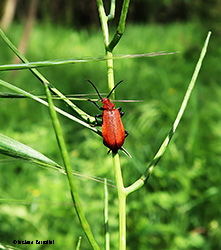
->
102, 98, 115, 110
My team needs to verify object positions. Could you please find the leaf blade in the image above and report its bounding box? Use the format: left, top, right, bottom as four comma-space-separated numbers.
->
0, 133, 63, 172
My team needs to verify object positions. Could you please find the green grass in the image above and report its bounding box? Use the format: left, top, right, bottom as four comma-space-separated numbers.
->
0, 21, 220, 250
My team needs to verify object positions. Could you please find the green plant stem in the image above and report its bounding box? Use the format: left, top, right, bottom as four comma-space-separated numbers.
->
104, 179, 110, 250
113, 153, 127, 250
96, 0, 131, 93
108, 0, 116, 20
96, 0, 115, 93
108, 0, 131, 51
96, 1, 130, 248
106, 51, 115, 97
44, 83, 100, 250
126, 31, 212, 195
96, 0, 109, 46
76, 237, 82, 250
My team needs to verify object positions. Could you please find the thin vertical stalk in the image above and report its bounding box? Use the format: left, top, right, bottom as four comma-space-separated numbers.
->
113, 153, 127, 250
96, 0, 115, 94
106, 51, 115, 98
96, 0, 109, 46
104, 178, 110, 250
108, 0, 116, 20
96, 1, 130, 249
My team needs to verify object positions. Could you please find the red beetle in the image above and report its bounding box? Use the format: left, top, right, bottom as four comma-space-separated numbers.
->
87, 80, 128, 154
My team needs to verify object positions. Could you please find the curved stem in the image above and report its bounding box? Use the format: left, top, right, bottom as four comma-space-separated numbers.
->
126, 31, 212, 195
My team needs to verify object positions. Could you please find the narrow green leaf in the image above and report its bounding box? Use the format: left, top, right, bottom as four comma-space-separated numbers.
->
0, 133, 63, 172
0, 133, 116, 184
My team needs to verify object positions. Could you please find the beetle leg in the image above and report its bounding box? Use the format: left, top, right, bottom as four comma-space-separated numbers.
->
95, 114, 102, 126
89, 114, 102, 127
88, 99, 104, 110
117, 107, 125, 117
125, 130, 129, 138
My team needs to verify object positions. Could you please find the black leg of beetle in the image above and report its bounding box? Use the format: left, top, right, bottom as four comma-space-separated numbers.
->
90, 114, 102, 127
117, 107, 125, 117
125, 130, 129, 138
88, 99, 104, 111
95, 114, 102, 126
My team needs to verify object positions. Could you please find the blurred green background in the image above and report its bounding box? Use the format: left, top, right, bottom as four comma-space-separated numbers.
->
0, 0, 221, 249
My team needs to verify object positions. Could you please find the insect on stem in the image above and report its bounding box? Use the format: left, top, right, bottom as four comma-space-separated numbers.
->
87, 79, 128, 154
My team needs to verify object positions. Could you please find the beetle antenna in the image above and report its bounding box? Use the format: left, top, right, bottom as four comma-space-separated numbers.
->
106, 80, 124, 99
87, 79, 102, 100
